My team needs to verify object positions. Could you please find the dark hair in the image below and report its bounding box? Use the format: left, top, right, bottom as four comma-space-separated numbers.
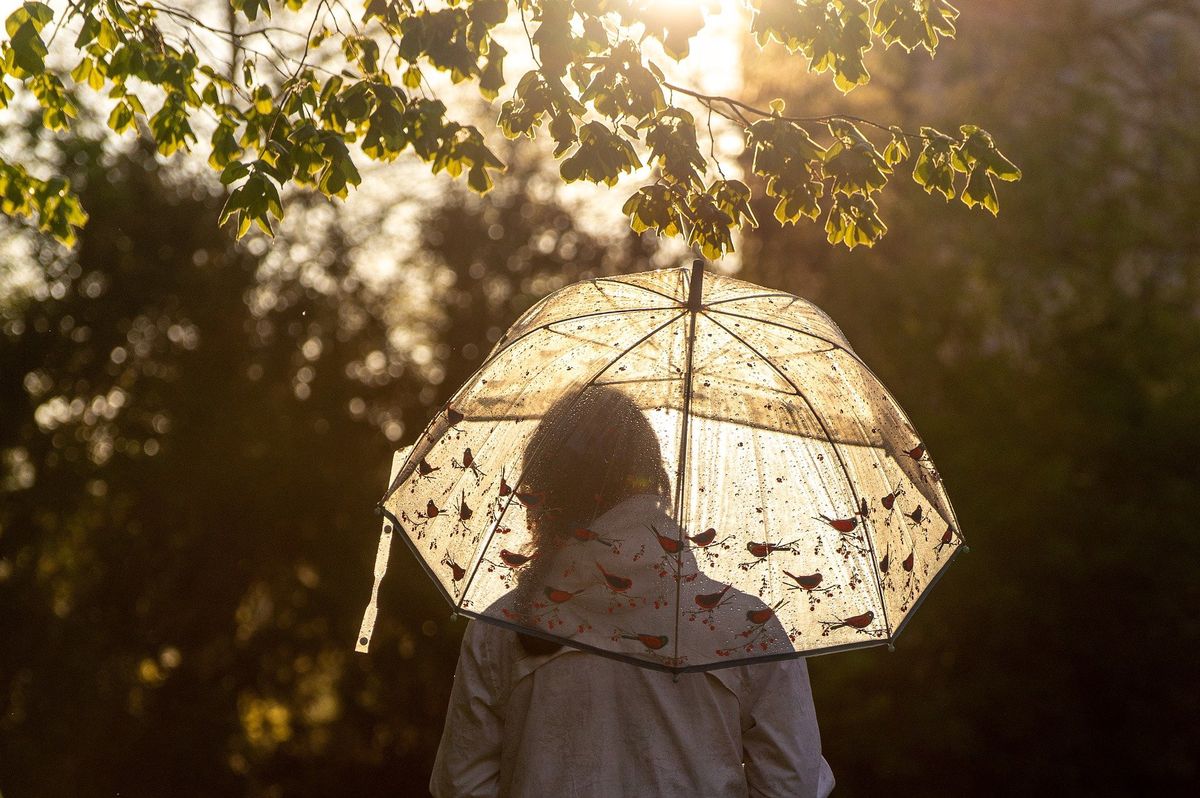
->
513, 385, 671, 656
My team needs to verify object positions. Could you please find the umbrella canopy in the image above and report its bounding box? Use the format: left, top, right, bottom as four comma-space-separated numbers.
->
357, 261, 964, 673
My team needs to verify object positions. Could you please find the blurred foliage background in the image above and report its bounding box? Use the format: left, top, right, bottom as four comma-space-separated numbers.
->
2, 1, 1198, 795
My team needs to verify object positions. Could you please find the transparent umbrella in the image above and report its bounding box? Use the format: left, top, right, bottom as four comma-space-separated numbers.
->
357, 261, 964, 673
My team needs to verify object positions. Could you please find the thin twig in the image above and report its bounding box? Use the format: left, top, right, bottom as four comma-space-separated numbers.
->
707, 105, 726, 180
662, 80, 930, 141
519, 0, 541, 68
45, 0, 83, 49
147, 1, 309, 41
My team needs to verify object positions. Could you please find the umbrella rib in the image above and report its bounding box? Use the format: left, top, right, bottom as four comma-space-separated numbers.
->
702, 292, 799, 308
478, 306, 671, 369
707, 308, 864, 364
704, 313, 893, 638
456, 310, 689, 607
591, 275, 686, 305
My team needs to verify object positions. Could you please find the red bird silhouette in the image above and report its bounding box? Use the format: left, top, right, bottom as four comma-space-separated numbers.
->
544, 586, 584, 603
936, 525, 957, 552
455, 496, 473, 521
904, 505, 924, 524
904, 443, 925, 460
688, 527, 717, 546
822, 610, 875, 632
573, 527, 617, 546
444, 559, 466, 581
417, 458, 436, 476
816, 514, 858, 533
446, 407, 464, 425
499, 549, 534, 567
881, 486, 904, 510
497, 476, 512, 497
880, 547, 891, 574
783, 570, 824, 591
651, 524, 682, 554
746, 540, 794, 558
621, 633, 669, 651
596, 562, 633, 592
694, 585, 732, 610
844, 610, 875, 628
423, 500, 440, 518
902, 551, 914, 572
746, 607, 775, 624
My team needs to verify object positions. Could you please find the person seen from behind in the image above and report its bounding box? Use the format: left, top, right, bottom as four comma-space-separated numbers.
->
430, 386, 836, 797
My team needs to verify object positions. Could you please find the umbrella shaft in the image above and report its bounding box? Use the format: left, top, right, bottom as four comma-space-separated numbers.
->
688, 259, 705, 312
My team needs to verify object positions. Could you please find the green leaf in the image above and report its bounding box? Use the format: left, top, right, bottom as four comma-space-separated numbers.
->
478, 41, 506, 100
253, 85, 273, 115
873, 0, 959, 54
643, 108, 705, 189
69, 57, 93, 86
961, 166, 999, 214
107, 100, 135, 134
5, 2, 52, 37
824, 120, 890, 195
883, 126, 910, 166
97, 18, 120, 51
219, 160, 250, 185
825, 193, 887, 249
0, 157, 88, 247
622, 184, 685, 238
74, 15, 99, 48
559, 122, 640, 187
912, 127, 957, 200
6, 17, 49, 75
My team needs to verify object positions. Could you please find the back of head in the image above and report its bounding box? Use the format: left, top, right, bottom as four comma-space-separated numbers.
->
520, 385, 672, 546
513, 386, 672, 655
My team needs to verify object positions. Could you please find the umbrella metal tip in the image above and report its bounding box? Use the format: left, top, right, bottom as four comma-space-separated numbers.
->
887, 642, 896, 653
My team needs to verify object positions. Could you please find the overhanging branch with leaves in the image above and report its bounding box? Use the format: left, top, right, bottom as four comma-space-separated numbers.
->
0, 0, 1019, 255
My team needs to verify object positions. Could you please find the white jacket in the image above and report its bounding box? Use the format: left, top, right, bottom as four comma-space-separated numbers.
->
429, 618, 835, 797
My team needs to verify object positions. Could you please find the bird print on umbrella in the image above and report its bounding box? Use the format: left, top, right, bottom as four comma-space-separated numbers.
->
819, 610, 879, 636
574, 526, 621, 547
616, 631, 670, 651
740, 539, 800, 569
453, 447, 485, 483
683, 584, 735, 627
